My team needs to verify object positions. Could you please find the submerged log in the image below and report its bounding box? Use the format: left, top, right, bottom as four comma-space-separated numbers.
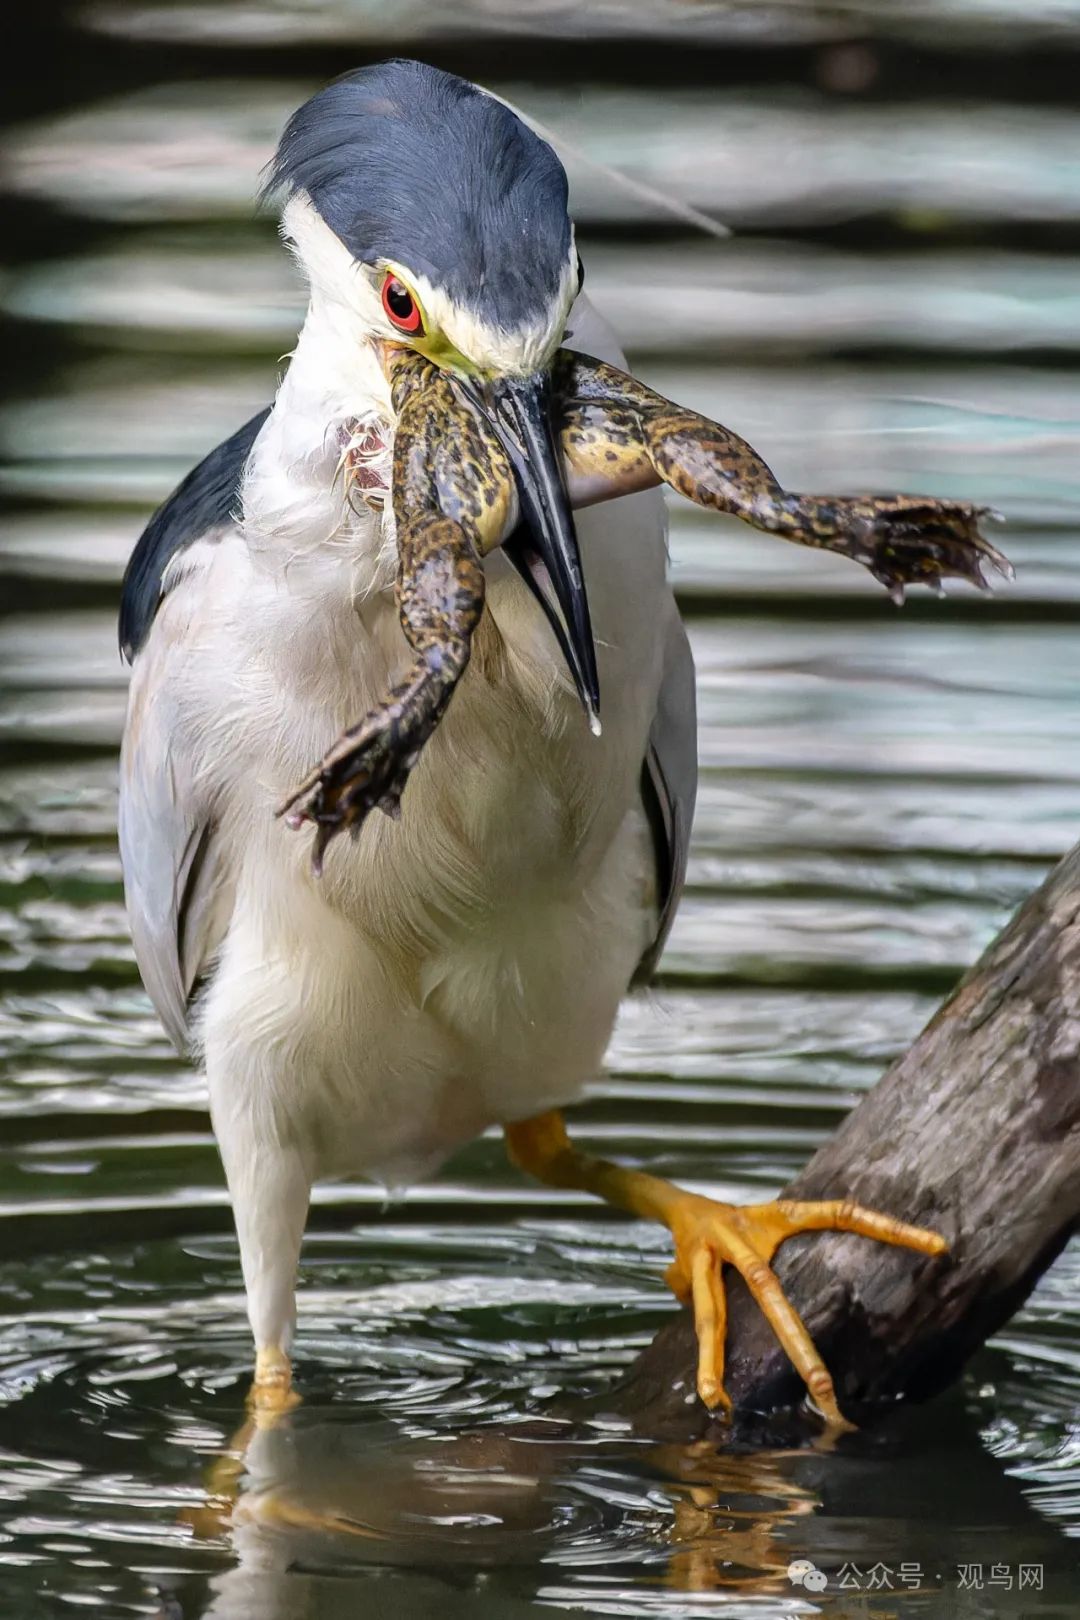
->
617, 842, 1080, 1434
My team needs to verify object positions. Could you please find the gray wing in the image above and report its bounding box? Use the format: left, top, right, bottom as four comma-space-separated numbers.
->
566, 294, 697, 981
119, 557, 234, 1054
634, 610, 697, 984
118, 417, 265, 1050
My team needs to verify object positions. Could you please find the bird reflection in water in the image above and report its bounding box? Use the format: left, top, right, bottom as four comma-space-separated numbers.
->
183, 1403, 821, 1615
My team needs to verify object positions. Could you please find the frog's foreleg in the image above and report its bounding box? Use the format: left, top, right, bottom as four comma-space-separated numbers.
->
555, 351, 1012, 600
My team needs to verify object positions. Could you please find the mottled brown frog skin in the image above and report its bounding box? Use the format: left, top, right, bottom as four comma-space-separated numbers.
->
282, 346, 1012, 869
554, 350, 1012, 600
278, 349, 513, 872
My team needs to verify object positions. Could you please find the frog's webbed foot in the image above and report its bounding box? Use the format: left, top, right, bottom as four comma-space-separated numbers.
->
277, 661, 446, 876
279, 511, 485, 874
759, 491, 1013, 602
553, 349, 1013, 600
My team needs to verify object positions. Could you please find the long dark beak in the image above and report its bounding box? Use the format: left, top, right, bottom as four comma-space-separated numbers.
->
460, 370, 600, 731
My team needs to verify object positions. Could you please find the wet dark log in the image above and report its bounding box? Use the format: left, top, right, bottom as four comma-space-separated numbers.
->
618, 842, 1080, 1434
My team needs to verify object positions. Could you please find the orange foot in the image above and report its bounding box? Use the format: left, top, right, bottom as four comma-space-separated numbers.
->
504, 1111, 948, 1428
664, 1193, 947, 1426
250, 1345, 301, 1415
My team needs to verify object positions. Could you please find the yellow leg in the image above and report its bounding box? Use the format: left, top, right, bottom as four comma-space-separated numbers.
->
182, 1352, 300, 1539
505, 1110, 947, 1427
251, 1345, 300, 1413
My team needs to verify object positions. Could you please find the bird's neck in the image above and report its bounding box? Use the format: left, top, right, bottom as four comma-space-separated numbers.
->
284, 291, 393, 431
241, 296, 394, 575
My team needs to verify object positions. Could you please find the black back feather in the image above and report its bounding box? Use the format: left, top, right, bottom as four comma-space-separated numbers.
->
119, 408, 270, 662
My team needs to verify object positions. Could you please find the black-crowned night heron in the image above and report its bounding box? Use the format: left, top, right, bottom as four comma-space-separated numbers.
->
120, 60, 1004, 1424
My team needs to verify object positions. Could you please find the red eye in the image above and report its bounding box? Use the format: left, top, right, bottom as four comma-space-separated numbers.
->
381, 274, 423, 335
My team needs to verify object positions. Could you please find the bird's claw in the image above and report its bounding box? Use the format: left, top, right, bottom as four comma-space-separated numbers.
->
664, 1191, 948, 1424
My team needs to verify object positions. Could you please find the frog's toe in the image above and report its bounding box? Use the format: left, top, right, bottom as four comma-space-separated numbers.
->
834, 494, 1013, 597
277, 704, 427, 873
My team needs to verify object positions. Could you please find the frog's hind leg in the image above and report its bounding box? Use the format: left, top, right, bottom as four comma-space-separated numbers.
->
554, 350, 1012, 599
277, 510, 486, 869
280, 352, 512, 869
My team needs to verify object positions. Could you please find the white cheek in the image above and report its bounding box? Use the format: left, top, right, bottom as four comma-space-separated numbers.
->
283, 193, 386, 331
414, 264, 579, 376
284, 194, 580, 376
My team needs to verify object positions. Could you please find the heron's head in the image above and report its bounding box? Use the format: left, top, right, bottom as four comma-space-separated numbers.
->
266, 59, 599, 719
267, 58, 579, 374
